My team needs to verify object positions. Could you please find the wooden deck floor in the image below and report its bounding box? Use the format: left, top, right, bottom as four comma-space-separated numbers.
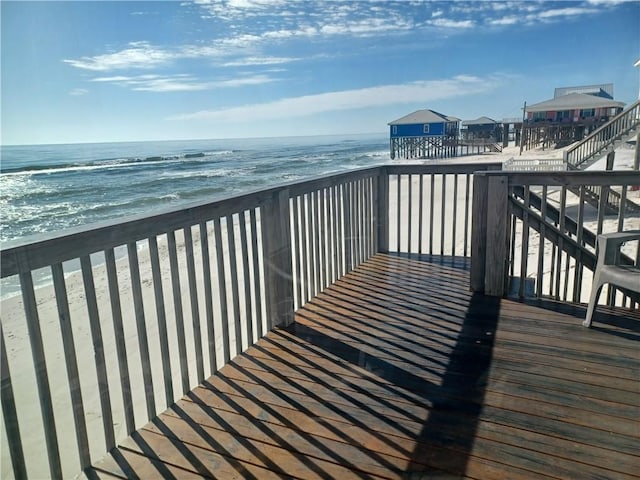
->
88, 253, 640, 480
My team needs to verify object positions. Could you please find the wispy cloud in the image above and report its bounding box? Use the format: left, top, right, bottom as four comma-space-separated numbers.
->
91, 73, 276, 91
69, 88, 89, 96
63, 1, 621, 74
428, 18, 475, 29
63, 41, 176, 71
168, 74, 504, 122
535, 7, 599, 19
221, 56, 300, 67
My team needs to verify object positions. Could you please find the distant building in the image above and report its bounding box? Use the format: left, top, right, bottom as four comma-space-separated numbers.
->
388, 109, 460, 159
521, 83, 625, 150
525, 92, 624, 125
461, 116, 503, 142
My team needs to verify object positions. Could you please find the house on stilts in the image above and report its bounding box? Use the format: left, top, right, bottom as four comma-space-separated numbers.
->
389, 109, 460, 159
521, 83, 625, 150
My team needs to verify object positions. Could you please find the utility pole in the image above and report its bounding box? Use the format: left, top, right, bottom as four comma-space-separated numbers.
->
519, 101, 526, 156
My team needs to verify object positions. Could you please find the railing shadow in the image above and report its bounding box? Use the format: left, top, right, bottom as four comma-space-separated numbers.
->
518, 297, 640, 342
288, 255, 500, 477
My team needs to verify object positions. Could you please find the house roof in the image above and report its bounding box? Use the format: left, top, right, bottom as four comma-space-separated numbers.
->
525, 93, 624, 112
389, 109, 458, 125
462, 116, 498, 126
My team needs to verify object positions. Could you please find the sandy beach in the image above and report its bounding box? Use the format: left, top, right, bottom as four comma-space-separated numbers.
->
2, 141, 638, 479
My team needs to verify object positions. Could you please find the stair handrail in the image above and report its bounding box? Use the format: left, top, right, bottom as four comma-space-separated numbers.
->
563, 98, 640, 168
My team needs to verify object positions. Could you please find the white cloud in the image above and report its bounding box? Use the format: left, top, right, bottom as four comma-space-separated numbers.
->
91, 73, 276, 91
429, 18, 475, 29
69, 88, 89, 96
168, 74, 502, 122
63, 41, 175, 71
537, 7, 599, 18
221, 56, 299, 66
489, 16, 520, 26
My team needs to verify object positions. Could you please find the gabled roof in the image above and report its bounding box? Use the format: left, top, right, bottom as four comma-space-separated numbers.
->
389, 109, 457, 125
526, 93, 624, 112
462, 116, 498, 126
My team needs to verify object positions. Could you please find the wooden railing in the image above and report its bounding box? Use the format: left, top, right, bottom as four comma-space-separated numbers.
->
385, 163, 502, 257
563, 99, 640, 169
471, 171, 640, 305
3, 163, 507, 479
3, 162, 636, 479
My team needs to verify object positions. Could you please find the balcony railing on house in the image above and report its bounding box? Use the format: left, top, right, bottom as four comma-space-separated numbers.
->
1, 163, 639, 479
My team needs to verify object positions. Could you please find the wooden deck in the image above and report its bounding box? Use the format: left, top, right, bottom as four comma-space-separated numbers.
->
88, 253, 640, 480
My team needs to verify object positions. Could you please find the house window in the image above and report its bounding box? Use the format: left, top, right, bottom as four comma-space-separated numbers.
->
392, 125, 397, 135
580, 109, 595, 118
423, 124, 429, 134
532, 112, 546, 122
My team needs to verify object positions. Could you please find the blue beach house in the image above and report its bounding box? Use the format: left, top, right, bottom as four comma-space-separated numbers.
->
389, 109, 460, 159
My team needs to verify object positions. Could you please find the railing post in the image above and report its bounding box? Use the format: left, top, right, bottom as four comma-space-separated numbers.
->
471, 173, 510, 295
263, 188, 294, 328
470, 173, 488, 292
484, 175, 510, 296
375, 167, 389, 253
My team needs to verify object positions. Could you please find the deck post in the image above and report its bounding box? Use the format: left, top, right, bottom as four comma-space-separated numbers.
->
375, 167, 389, 253
470, 173, 488, 292
484, 175, 510, 296
263, 188, 294, 328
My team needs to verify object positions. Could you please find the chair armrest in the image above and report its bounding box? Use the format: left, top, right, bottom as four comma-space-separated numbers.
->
596, 230, 640, 266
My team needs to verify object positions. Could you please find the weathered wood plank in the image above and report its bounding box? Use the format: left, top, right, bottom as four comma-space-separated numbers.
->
19, 272, 62, 478
239, 212, 253, 347
82, 254, 116, 450
148, 236, 174, 407
470, 174, 489, 292
51, 263, 91, 468
88, 254, 640, 480
484, 176, 509, 296
226, 215, 242, 358
127, 244, 157, 419
167, 230, 190, 394
184, 226, 204, 382
104, 248, 135, 434
213, 218, 231, 364
0, 325, 27, 479
249, 208, 264, 339
198, 222, 217, 374
376, 170, 389, 254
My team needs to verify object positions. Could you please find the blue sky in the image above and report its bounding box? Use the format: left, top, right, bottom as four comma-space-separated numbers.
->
1, 0, 639, 145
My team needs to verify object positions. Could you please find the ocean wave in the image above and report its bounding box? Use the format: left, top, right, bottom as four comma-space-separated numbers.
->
0, 150, 231, 176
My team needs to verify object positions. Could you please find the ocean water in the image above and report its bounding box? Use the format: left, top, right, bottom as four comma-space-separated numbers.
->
1, 133, 389, 244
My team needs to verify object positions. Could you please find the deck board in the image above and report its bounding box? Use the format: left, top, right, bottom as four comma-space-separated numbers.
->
88, 253, 640, 480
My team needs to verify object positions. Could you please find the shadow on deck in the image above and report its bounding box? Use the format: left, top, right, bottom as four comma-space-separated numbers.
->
87, 253, 640, 479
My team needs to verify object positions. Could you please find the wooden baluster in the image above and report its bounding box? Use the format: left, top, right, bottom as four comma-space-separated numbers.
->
199, 222, 218, 374
1, 323, 28, 479
126, 245, 155, 422
167, 231, 190, 393
148, 236, 174, 407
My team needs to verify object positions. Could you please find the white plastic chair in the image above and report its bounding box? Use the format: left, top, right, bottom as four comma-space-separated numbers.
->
584, 230, 640, 327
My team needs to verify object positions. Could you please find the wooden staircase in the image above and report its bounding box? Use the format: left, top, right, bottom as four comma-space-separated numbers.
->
563, 99, 640, 170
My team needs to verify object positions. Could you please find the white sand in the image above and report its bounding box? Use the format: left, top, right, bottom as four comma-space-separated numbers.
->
1, 140, 638, 479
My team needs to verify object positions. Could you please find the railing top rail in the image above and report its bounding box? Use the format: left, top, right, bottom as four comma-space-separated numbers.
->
565, 98, 640, 156
474, 170, 640, 187
385, 162, 503, 175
